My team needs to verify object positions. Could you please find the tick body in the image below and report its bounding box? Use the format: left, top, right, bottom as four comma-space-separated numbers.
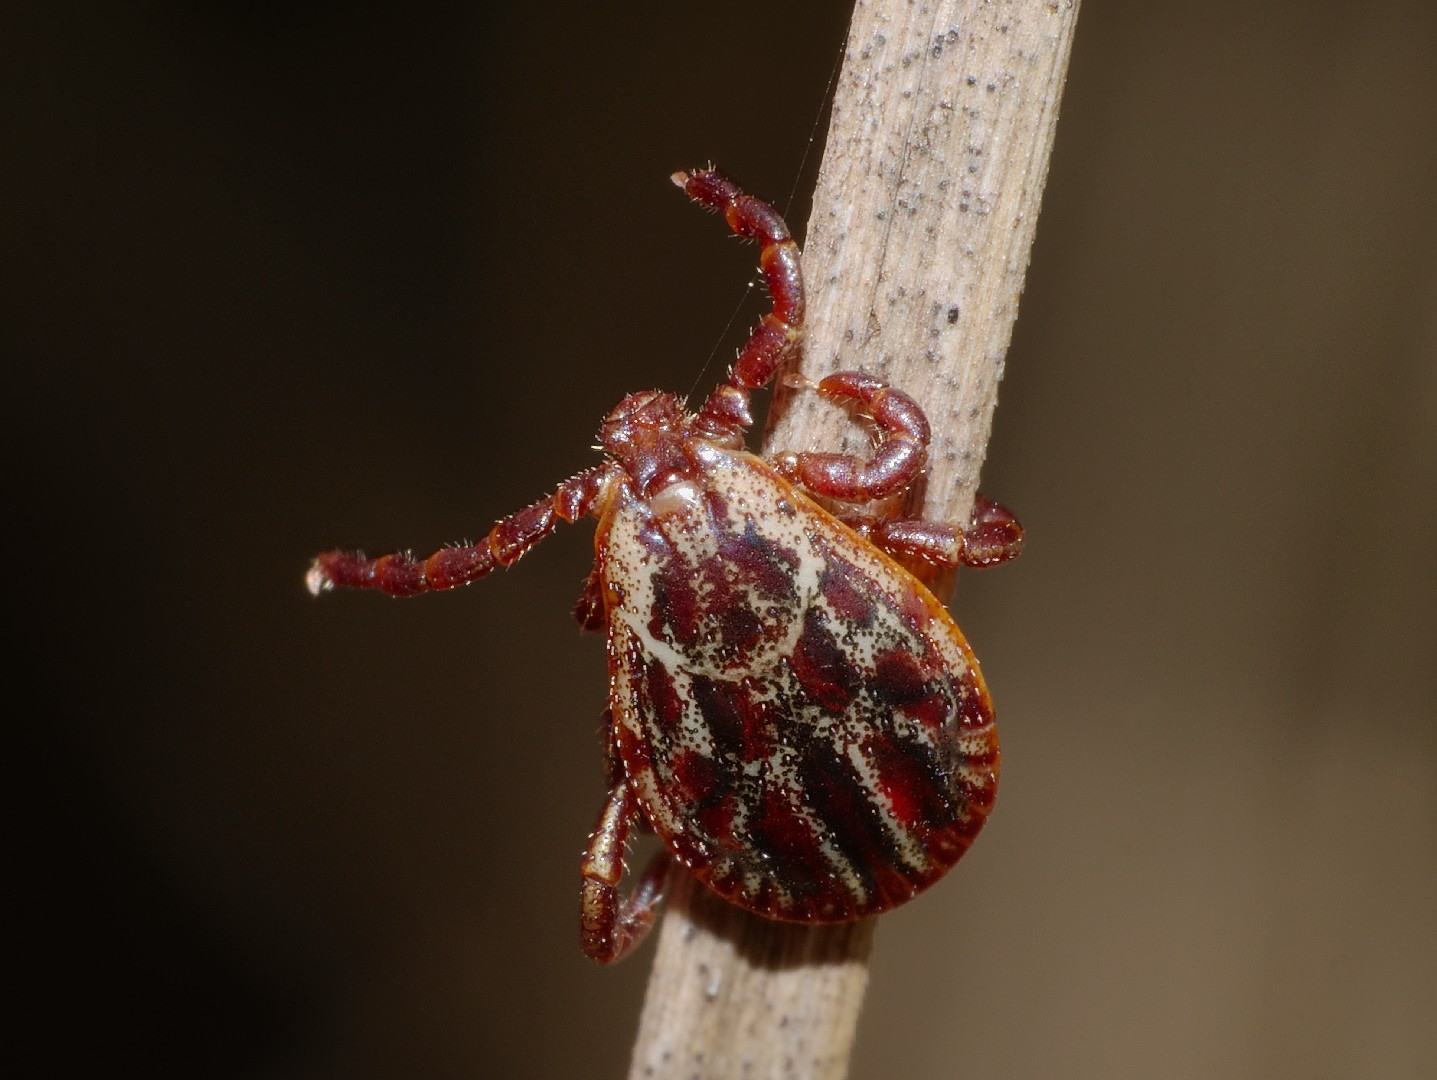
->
309, 168, 1023, 963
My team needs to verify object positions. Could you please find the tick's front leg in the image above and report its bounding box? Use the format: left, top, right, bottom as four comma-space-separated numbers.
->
773, 372, 931, 503
308, 465, 614, 598
674, 167, 805, 438
773, 373, 1024, 566
580, 773, 671, 964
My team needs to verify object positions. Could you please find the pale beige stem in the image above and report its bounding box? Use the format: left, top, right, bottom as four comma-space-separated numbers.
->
627, 2, 1079, 1077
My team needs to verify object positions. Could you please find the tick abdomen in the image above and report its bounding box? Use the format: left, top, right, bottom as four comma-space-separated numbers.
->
601, 446, 1000, 922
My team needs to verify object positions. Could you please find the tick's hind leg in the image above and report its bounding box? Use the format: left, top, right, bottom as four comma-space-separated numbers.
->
580, 774, 671, 964
841, 494, 1025, 569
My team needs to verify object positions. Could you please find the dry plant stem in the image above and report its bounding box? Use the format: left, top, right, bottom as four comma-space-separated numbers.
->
628, 2, 1079, 1077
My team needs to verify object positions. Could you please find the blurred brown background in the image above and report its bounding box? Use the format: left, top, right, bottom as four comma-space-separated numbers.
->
7, 2, 1433, 1077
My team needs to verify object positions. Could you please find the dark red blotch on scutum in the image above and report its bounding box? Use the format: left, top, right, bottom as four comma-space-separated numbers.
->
689, 675, 750, 761
793, 739, 915, 911
642, 523, 705, 647
863, 735, 954, 838
818, 563, 877, 626
717, 521, 801, 605
789, 608, 860, 712
871, 647, 951, 732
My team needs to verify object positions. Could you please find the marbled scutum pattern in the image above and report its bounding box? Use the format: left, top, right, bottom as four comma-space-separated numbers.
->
599, 443, 998, 923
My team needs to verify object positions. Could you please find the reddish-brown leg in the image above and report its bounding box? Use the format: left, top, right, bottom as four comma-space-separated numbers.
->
839, 494, 1025, 569
672, 168, 805, 437
572, 564, 607, 632
307, 465, 613, 597
773, 371, 1023, 566
773, 372, 931, 502
580, 776, 671, 964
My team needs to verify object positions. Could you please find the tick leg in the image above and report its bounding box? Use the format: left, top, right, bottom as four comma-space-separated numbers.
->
673, 168, 804, 436
308, 465, 613, 598
774, 373, 931, 503
952, 494, 1026, 567
838, 494, 1025, 568
580, 777, 671, 964
572, 565, 607, 632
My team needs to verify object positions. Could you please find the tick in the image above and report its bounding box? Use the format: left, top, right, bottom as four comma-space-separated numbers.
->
308, 167, 1024, 963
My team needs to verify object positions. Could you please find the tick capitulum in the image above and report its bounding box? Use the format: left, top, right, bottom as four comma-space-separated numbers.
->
309, 167, 1023, 963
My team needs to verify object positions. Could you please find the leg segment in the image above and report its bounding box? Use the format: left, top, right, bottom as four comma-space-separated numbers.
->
773, 373, 931, 503
307, 465, 613, 598
774, 372, 1023, 564
672, 168, 805, 436
838, 494, 1025, 568
572, 564, 607, 632
580, 776, 671, 964
952, 493, 1026, 567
